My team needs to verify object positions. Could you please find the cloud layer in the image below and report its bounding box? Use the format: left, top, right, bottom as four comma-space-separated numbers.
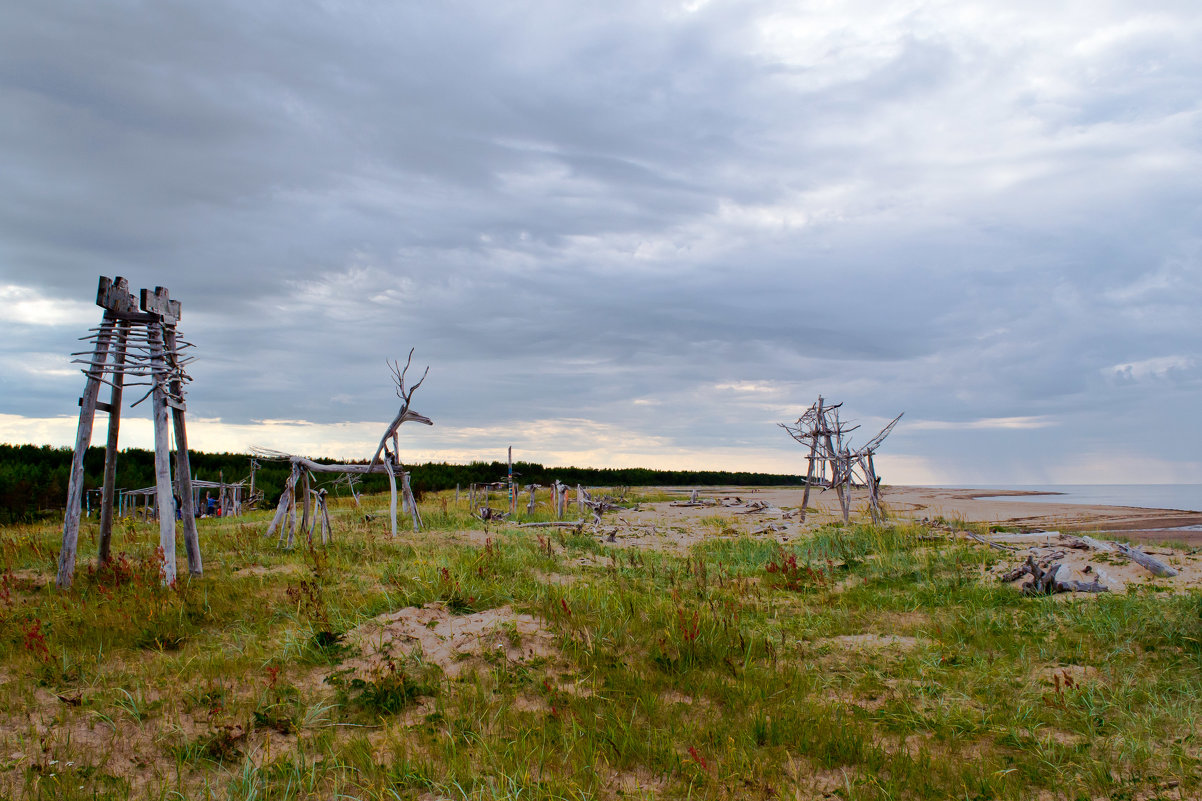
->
2, 1, 1200, 484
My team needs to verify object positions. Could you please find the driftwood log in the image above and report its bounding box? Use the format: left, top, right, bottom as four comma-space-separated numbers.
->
1010, 555, 1110, 595
1111, 541, 1178, 578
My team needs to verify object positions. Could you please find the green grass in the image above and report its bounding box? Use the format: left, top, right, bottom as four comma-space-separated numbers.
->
0, 492, 1200, 799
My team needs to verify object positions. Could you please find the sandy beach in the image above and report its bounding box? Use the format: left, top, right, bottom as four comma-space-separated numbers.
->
611, 485, 1202, 547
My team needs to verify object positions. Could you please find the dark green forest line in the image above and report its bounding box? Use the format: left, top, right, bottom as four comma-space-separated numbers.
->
0, 444, 802, 523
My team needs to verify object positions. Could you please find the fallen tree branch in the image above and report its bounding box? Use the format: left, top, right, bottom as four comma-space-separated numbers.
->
1111, 541, 1178, 578
963, 531, 1020, 552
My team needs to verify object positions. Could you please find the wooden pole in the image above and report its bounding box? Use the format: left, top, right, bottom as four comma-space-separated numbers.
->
57, 318, 116, 588
97, 320, 129, 566
169, 396, 201, 575
147, 323, 178, 584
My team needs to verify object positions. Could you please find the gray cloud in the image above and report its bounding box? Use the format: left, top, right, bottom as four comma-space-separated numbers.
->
1, 0, 1200, 482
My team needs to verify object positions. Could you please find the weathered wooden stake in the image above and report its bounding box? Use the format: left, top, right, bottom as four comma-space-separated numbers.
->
147, 323, 178, 583
56, 319, 115, 588
97, 321, 129, 566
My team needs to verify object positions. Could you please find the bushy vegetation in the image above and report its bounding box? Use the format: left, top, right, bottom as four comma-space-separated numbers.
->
0, 444, 802, 523
0, 489, 1199, 799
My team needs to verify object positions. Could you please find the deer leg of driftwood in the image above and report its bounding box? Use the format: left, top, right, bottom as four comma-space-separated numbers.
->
386, 462, 398, 538
267, 469, 294, 540
285, 468, 298, 549
321, 494, 332, 544
402, 471, 421, 531
299, 471, 312, 541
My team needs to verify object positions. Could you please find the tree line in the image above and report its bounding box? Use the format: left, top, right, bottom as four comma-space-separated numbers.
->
0, 444, 802, 523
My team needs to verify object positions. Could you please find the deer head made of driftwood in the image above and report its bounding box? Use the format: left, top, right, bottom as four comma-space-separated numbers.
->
367, 349, 432, 472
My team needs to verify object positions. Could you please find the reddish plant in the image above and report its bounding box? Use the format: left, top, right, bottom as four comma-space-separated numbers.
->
677, 608, 700, 643
23, 620, 51, 664
765, 548, 828, 592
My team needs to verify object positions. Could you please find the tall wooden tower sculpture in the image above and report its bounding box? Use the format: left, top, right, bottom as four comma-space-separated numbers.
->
56, 276, 203, 588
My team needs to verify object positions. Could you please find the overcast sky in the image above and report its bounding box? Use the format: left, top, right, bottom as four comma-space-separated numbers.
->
1, 0, 1200, 485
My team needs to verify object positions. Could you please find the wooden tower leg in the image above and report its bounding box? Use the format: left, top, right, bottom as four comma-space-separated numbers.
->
172, 409, 202, 576
57, 318, 115, 589
97, 321, 129, 567
147, 324, 177, 584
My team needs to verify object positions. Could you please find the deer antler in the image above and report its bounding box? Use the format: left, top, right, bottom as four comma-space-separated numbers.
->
367, 348, 433, 472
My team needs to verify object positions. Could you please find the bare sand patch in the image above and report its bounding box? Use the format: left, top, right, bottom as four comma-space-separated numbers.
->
824, 634, 920, 650
535, 571, 579, 585
342, 603, 556, 680
233, 563, 306, 578
1037, 663, 1100, 687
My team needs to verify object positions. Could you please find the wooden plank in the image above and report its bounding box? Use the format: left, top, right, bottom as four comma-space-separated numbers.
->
79, 398, 115, 414
140, 286, 181, 325
95, 276, 140, 315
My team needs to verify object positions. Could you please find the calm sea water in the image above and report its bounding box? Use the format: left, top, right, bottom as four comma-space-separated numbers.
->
951, 484, 1202, 513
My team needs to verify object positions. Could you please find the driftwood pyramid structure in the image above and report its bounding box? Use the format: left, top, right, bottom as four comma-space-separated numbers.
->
57, 277, 202, 588
780, 397, 902, 524
264, 350, 432, 545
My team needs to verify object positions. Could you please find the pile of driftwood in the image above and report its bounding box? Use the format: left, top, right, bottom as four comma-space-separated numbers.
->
968, 531, 1178, 595
780, 396, 903, 524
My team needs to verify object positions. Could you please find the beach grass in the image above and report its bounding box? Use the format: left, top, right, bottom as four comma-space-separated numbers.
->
0, 488, 1199, 799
